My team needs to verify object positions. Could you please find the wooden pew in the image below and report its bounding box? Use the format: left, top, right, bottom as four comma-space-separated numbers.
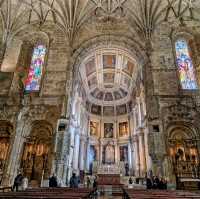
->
122, 188, 200, 199
0, 186, 12, 193
0, 187, 96, 199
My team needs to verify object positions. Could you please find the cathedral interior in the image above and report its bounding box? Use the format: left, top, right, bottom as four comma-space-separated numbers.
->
0, 0, 200, 193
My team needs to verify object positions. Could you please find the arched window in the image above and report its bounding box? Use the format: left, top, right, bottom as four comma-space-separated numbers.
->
175, 39, 198, 90
25, 45, 47, 92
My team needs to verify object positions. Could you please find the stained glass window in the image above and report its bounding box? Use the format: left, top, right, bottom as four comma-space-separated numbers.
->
25, 45, 46, 92
175, 39, 198, 90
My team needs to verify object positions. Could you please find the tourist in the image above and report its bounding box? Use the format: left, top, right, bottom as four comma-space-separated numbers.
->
49, 174, 58, 187
86, 176, 91, 188
21, 176, 28, 190
152, 176, 160, 189
93, 176, 98, 188
146, 177, 152, 189
12, 172, 23, 192
69, 173, 79, 188
163, 178, 167, 190
158, 178, 164, 189
129, 177, 133, 185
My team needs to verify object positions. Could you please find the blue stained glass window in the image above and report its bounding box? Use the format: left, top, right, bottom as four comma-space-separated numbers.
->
175, 39, 198, 90
25, 45, 46, 92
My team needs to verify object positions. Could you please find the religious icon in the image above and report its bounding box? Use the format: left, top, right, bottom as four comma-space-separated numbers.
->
90, 121, 98, 136
103, 55, 116, 68
119, 145, 128, 162
104, 123, 113, 138
103, 143, 115, 164
119, 122, 128, 137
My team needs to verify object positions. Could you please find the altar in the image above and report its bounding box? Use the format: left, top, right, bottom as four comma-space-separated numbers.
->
97, 164, 120, 174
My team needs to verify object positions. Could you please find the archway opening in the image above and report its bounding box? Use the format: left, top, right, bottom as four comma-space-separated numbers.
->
21, 121, 53, 187
168, 126, 199, 189
69, 46, 146, 179
0, 121, 13, 185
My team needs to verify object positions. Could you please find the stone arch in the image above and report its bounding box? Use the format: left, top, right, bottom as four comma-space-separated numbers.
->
67, 34, 147, 116
166, 123, 200, 187
21, 120, 54, 186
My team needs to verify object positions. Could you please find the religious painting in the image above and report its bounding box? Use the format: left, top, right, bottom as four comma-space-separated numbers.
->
103, 73, 115, 84
104, 123, 114, 138
119, 122, 129, 137
175, 39, 198, 90
90, 121, 99, 136
104, 92, 113, 101
103, 106, 114, 116
114, 91, 122, 100
119, 145, 128, 162
103, 143, 115, 164
85, 57, 95, 76
103, 55, 116, 68
91, 104, 101, 115
116, 104, 127, 115
96, 91, 104, 100
123, 57, 135, 76
25, 45, 46, 92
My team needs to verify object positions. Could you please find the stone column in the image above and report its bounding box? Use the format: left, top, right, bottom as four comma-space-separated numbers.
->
115, 142, 118, 164
128, 141, 132, 170
79, 136, 86, 171
138, 129, 146, 177
133, 135, 140, 177
85, 139, 90, 171
5, 115, 27, 186
72, 129, 80, 171
99, 140, 103, 164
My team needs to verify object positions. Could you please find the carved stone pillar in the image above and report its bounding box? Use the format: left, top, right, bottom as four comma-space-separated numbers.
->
132, 135, 140, 177
6, 117, 26, 186
79, 136, 86, 171
72, 129, 80, 171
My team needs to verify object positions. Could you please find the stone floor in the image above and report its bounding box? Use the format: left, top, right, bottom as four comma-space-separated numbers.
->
97, 197, 122, 199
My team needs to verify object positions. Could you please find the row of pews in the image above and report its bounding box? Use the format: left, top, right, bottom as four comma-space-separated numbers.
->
123, 189, 200, 199
0, 187, 96, 199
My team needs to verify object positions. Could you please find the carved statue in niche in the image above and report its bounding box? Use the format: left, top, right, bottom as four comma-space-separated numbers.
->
104, 123, 113, 138
103, 142, 115, 164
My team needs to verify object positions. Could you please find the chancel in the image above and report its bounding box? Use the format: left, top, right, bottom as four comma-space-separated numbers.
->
0, 0, 200, 198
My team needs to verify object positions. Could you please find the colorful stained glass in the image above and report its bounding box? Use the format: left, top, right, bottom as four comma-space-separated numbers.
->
175, 40, 198, 90
25, 45, 46, 92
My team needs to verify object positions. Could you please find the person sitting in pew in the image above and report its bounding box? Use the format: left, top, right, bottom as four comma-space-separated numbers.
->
70, 173, 79, 188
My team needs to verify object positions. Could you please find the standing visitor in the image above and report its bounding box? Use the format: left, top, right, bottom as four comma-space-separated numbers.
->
70, 173, 79, 188
49, 174, 58, 187
12, 173, 23, 191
